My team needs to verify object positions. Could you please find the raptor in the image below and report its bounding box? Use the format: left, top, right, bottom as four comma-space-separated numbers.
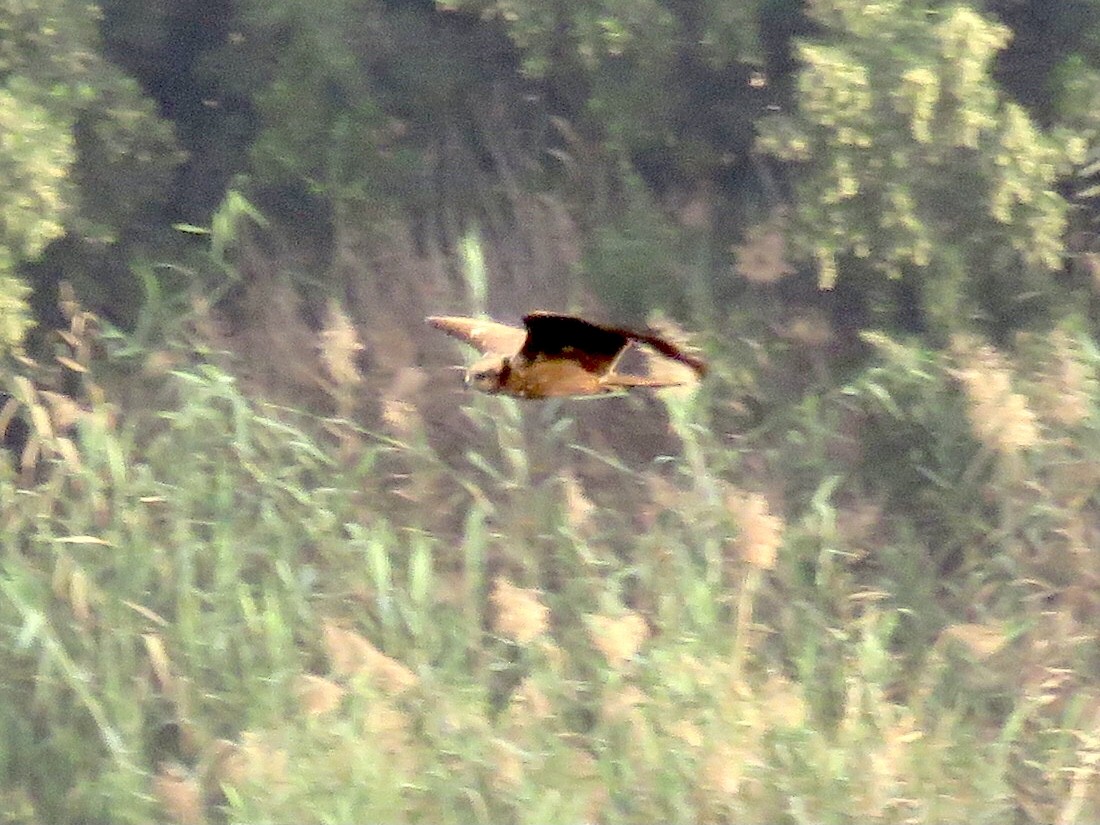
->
427, 312, 706, 399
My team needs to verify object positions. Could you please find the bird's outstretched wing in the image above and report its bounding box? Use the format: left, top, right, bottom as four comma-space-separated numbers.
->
522, 311, 707, 378
426, 316, 527, 356
520, 313, 629, 374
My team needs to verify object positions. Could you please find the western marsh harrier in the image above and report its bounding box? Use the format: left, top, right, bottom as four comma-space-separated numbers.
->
427, 312, 706, 399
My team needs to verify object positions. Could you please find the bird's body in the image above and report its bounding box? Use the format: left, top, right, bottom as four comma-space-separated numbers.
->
427, 312, 706, 399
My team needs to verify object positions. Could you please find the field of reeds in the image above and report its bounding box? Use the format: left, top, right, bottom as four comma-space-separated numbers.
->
2, 284, 1100, 825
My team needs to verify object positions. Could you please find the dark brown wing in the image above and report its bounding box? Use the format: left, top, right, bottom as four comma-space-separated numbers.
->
520, 313, 630, 375
426, 316, 527, 355
522, 311, 707, 378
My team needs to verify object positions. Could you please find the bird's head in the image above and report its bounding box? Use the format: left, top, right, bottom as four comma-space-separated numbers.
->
465, 355, 511, 393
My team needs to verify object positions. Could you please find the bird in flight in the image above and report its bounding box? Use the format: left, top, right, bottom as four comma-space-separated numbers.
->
427, 312, 706, 399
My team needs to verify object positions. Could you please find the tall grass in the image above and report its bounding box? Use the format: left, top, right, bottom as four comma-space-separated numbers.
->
1, 304, 1100, 823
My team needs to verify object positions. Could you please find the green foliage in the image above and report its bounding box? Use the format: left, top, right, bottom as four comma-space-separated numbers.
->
238, 0, 484, 209
245, 6, 397, 203
69, 73, 182, 242
839, 332, 982, 567
0, 0, 182, 344
0, 75, 73, 353
1048, 53, 1100, 132
1, 0, 182, 238
584, 185, 686, 320
443, 0, 765, 190
0, 79, 73, 262
756, 1, 1086, 334
441, 0, 760, 75
0, 271, 34, 356
9, 3, 1100, 818
2, 292, 1100, 822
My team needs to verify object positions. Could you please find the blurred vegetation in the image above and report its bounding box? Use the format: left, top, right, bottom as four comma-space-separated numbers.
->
3, 0, 1100, 822
756, 3, 1086, 337
0, 0, 183, 347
